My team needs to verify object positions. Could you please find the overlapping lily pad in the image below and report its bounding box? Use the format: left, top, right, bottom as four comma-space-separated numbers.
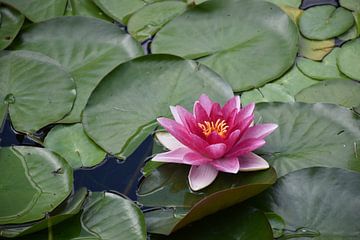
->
65, 0, 112, 21
249, 167, 360, 239
138, 164, 276, 234
340, 0, 360, 11
13, 16, 144, 123
44, 123, 107, 169
298, 35, 335, 61
0, 50, 76, 133
82, 54, 233, 158
0, 146, 73, 224
152, 0, 298, 91
337, 38, 360, 81
255, 102, 360, 177
241, 83, 295, 105
0, 6, 24, 50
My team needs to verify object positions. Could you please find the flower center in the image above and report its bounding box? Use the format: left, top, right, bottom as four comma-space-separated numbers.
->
198, 119, 229, 138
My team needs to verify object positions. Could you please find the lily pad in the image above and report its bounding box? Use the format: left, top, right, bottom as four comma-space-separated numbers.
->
298, 35, 335, 61
338, 24, 358, 41
44, 123, 107, 169
340, 0, 360, 11
255, 102, 360, 177
250, 167, 360, 239
299, 5, 354, 40
241, 83, 295, 105
0, 146, 73, 224
13, 16, 144, 123
337, 38, 360, 80
297, 48, 350, 80
0, 50, 76, 133
0, 188, 88, 238
152, 0, 298, 91
82, 54, 233, 158
0, 6, 24, 50
128, 1, 187, 42
0, 0, 67, 22
138, 164, 277, 234
295, 79, 360, 107
65, 0, 112, 21
266, 0, 300, 8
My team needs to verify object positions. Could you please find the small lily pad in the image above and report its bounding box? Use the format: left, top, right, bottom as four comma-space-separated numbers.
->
241, 83, 295, 105
337, 38, 360, 80
0, 6, 24, 50
44, 123, 107, 169
65, 0, 112, 21
340, 0, 360, 11
299, 5, 354, 40
298, 35, 335, 60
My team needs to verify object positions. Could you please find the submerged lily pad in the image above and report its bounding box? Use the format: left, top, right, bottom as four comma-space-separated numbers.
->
0, 0, 67, 22
82, 54, 233, 158
299, 5, 354, 40
152, 0, 298, 91
337, 38, 360, 81
138, 164, 276, 234
295, 80, 360, 107
0, 6, 24, 50
0, 50, 76, 133
255, 102, 360, 177
65, 0, 112, 21
298, 35, 335, 61
44, 123, 107, 169
0, 146, 73, 224
250, 167, 360, 239
14, 16, 144, 123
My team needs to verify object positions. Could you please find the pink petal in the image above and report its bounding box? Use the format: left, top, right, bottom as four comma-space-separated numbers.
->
205, 143, 227, 159
211, 157, 239, 173
194, 101, 209, 124
155, 132, 186, 150
224, 129, 241, 149
174, 105, 202, 135
238, 152, 270, 171
241, 123, 278, 141
152, 147, 211, 165
183, 151, 212, 165
209, 102, 223, 120
170, 106, 182, 124
207, 131, 225, 145
239, 103, 255, 120
188, 164, 218, 191
222, 96, 240, 118
225, 139, 266, 158
198, 94, 213, 115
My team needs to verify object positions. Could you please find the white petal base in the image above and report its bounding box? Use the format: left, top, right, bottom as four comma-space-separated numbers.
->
188, 164, 218, 191
238, 152, 270, 172
155, 132, 186, 150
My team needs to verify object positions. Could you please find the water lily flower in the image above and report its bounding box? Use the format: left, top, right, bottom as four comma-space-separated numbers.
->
153, 94, 278, 191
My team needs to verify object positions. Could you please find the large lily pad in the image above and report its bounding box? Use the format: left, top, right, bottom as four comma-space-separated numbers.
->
152, 0, 298, 92
0, 6, 24, 50
13, 16, 144, 123
44, 123, 107, 169
299, 5, 354, 40
250, 167, 360, 239
298, 35, 335, 61
65, 0, 112, 21
295, 79, 360, 108
0, 50, 76, 133
337, 38, 360, 81
0, 0, 67, 22
0, 146, 73, 224
241, 83, 295, 105
255, 102, 360, 177
138, 164, 277, 234
82, 54, 233, 158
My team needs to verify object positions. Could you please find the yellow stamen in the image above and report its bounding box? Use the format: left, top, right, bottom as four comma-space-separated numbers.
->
198, 119, 229, 138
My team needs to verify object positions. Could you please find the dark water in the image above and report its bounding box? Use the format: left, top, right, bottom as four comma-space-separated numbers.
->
301, 0, 338, 9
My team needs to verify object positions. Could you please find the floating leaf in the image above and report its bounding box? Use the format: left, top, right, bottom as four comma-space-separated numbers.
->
82, 54, 233, 158
44, 123, 107, 169
255, 102, 360, 177
128, 1, 187, 42
0, 50, 76, 133
338, 25, 358, 41
65, 0, 112, 21
265, 0, 301, 8
14, 16, 144, 123
299, 5, 354, 40
340, 0, 360, 11
250, 167, 360, 239
241, 83, 295, 105
0, 6, 24, 50
152, 0, 298, 91
265, 0, 302, 23
0, 0, 67, 22
138, 164, 276, 234
295, 80, 360, 107
337, 38, 360, 80
298, 35, 335, 60
0, 146, 73, 224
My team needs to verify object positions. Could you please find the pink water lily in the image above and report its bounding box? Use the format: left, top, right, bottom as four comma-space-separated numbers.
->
153, 94, 278, 191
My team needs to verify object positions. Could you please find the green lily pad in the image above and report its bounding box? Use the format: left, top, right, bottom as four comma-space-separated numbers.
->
265, 0, 300, 8
128, 1, 187, 42
0, 50, 76, 133
255, 102, 360, 177
0, 188, 88, 238
337, 38, 360, 80
13, 16, 144, 123
295, 79, 360, 108
297, 48, 350, 80
250, 167, 360, 239
0, 146, 73, 224
241, 83, 295, 105
138, 164, 276, 234
82, 54, 233, 158
338, 24, 358, 41
149, 206, 273, 240
340, 0, 360, 11
0, 0, 67, 22
298, 35, 335, 61
152, 0, 298, 92
299, 5, 354, 40
65, 0, 112, 21
0, 6, 24, 50
44, 123, 107, 169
